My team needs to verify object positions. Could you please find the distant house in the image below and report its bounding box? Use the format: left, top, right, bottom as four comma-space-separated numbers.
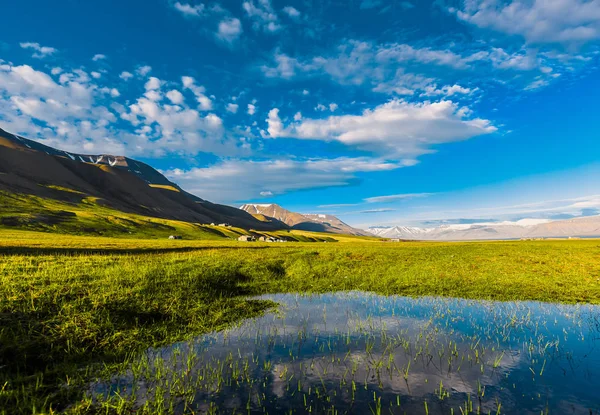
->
238, 235, 256, 242
390, 238, 401, 242
169, 235, 183, 240
210, 223, 215, 226
218, 223, 230, 227
258, 236, 277, 242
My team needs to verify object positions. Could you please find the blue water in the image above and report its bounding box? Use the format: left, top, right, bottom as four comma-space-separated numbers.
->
92, 292, 600, 414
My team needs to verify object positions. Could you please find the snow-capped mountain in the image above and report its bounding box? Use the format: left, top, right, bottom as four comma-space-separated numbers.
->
240, 204, 371, 236
367, 216, 600, 240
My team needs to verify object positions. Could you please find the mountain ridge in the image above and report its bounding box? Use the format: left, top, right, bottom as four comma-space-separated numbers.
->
240, 203, 371, 236
0, 127, 280, 230
368, 216, 600, 240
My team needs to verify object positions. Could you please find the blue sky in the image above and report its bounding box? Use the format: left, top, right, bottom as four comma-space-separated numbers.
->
1, 0, 599, 227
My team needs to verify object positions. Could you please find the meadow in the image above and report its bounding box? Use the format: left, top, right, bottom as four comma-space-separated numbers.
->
1, 230, 600, 414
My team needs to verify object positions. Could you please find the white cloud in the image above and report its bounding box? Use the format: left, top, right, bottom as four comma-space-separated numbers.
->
166, 89, 185, 104
264, 99, 496, 160
247, 103, 256, 115
0, 63, 125, 154
136, 65, 152, 77
264, 108, 284, 137
454, 0, 600, 45
0, 60, 236, 158
373, 70, 435, 95
91, 71, 102, 79
329, 103, 338, 112
51, 67, 63, 75
217, 17, 243, 43
376, 43, 478, 69
294, 111, 302, 121
423, 84, 475, 97
181, 76, 212, 110
364, 193, 434, 203
282, 6, 300, 18
243, 0, 281, 32
92, 54, 106, 61
145, 76, 162, 90
315, 103, 327, 111
260, 190, 273, 196
119, 71, 134, 81
226, 103, 239, 113
173, 1, 205, 17
261, 53, 315, 79
165, 157, 402, 202
20, 42, 57, 59
302, 89, 309, 95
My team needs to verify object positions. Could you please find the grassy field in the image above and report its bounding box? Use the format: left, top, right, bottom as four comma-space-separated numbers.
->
0, 193, 375, 244
1, 230, 599, 414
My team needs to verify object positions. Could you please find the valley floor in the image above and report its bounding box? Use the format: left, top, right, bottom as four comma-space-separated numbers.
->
1, 230, 599, 414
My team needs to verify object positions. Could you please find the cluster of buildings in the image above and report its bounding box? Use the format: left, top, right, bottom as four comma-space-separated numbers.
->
238, 235, 288, 242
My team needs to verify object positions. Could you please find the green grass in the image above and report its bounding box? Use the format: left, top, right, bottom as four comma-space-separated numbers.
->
1, 230, 599, 413
0, 192, 354, 242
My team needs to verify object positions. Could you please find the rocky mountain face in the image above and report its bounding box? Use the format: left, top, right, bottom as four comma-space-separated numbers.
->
368, 217, 600, 240
0, 127, 280, 230
240, 204, 370, 236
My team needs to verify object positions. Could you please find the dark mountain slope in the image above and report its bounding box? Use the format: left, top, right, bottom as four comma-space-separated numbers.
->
0, 128, 281, 230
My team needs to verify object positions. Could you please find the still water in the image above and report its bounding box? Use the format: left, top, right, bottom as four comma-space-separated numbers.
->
92, 292, 600, 414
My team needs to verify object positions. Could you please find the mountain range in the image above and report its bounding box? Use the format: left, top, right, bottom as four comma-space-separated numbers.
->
368, 217, 600, 240
0, 127, 279, 230
0, 127, 364, 237
240, 204, 370, 236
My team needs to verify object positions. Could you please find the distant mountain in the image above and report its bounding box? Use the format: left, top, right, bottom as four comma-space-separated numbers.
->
0, 127, 280, 230
368, 217, 600, 240
240, 204, 371, 236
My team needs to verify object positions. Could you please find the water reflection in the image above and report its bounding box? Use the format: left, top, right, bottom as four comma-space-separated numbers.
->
91, 292, 600, 414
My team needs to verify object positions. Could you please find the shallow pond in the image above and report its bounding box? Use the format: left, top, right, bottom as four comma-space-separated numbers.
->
92, 292, 600, 414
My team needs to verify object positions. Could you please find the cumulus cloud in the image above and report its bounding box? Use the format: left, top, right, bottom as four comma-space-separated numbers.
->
119, 71, 134, 81
247, 103, 256, 115
165, 157, 402, 202
166, 89, 185, 104
282, 6, 301, 18
243, 0, 281, 32
263, 99, 496, 160
136, 65, 152, 77
0, 63, 124, 154
0, 59, 237, 158
92, 54, 106, 61
226, 103, 239, 113
422, 84, 476, 97
454, 0, 600, 45
181, 75, 212, 110
20, 42, 57, 59
217, 17, 243, 43
261, 53, 315, 79
173, 1, 205, 17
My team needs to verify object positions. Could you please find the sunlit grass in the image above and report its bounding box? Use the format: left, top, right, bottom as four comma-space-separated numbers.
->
0, 231, 599, 413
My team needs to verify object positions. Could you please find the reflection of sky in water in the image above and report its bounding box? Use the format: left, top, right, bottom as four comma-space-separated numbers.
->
92, 292, 600, 414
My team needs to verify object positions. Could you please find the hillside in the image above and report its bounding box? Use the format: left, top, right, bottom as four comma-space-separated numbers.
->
0, 127, 281, 233
240, 203, 370, 236
368, 216, 600, 240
